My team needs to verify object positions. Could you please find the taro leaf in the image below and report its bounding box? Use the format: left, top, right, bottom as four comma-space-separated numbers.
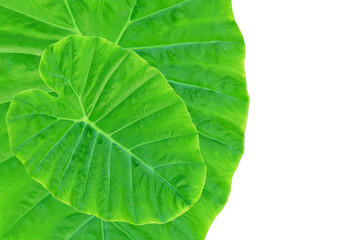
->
0, 156, 193, 240
6, 36, 206, 224
0, 152, 238, 240
0, 0, 249, 239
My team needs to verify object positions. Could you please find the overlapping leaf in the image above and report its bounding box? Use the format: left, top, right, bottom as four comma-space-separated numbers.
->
6, 36, 206, 224
0, 0, 249, 239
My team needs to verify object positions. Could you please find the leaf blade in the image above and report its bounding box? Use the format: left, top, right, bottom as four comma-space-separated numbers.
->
6, 36, 206, 224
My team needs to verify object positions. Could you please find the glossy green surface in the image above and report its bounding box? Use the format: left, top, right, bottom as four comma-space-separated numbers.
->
6, 36, 206, 224
0, 0, 249, 239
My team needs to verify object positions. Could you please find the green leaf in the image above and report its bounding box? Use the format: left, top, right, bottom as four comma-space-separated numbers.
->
0, 0, 249, 238
6, 36, 206, 224
0, 156, 185, 240
0, 154, 233, 240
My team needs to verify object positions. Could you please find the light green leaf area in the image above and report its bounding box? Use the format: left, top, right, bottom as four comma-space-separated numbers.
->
0, 156, 196, 240
6, 36, 206, 225
0, 0, 249, 239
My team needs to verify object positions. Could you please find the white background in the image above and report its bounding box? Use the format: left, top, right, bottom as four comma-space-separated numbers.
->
208, 0, 360, 239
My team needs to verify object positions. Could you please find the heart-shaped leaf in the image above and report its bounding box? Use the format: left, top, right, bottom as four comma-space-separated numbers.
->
6, 36, 206, 224
0, 0, 249, 238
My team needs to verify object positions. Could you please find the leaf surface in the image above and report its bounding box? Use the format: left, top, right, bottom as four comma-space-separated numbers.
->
6, 36, 206, 224
0, 0, 249, 239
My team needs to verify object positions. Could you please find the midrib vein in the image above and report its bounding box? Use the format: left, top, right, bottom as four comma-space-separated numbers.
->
84, 119, 191, 205
46, 49, 190, 203
19, 110, 190, 204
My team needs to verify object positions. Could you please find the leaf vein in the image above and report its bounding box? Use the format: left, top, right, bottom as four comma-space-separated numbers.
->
65, 216, 95, 240
172, 221, 191, 240
106, 143, 112, 212
167, 79, 241, 100
2, 193, 50, 237
130, 133, 195, 151
93, 74, 156, 124
151, 173, 164, 221
0, 3, 77, 33
14, 119, 59, 151
57, 124, 86, 192
130, 0, 191, 24
110, 223, 135, 240
31, 122, 77, 174
79, 131, 99, 205
153, 162, 200, 170
80, 42, 97, 98
129, 155, 137, 224
62, 0, 83, 35
109, 101, 178, 136
115, 0, 138, 44
88, 52, 130, 117
197, 131, 239, 151
130, 40, 240, 50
